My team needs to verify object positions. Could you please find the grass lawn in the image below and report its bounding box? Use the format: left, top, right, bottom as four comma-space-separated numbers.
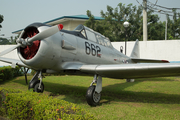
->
1, 75, 180, 120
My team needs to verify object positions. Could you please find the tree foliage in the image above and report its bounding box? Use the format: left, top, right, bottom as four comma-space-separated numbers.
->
85, 3, 145, 41
85, 3, 180, 41
0, 36, 18, 45
147, 11, 165, 40
166, 9, 180, 39
0, 14, 3, 29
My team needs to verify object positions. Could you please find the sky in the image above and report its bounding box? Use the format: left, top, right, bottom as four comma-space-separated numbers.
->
1, 0, 180, 38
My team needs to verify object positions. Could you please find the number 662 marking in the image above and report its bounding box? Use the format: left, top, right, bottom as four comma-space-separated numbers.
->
85, 42, 101, 58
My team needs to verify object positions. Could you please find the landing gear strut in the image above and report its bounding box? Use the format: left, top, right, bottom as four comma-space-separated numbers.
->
28, 71, 44, 93
86, 74, 102, 106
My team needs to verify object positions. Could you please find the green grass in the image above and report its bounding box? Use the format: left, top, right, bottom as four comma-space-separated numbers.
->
1, 75, 180, 120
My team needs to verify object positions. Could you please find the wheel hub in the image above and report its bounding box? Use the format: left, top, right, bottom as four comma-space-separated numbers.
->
93, 91, 101, 103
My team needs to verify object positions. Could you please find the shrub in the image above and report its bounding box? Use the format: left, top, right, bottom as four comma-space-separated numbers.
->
0, 66, 23, 82
0, 87, 95, 120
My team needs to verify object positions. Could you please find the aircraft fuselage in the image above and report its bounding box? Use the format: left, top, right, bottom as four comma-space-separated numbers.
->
17, 24, 130, 73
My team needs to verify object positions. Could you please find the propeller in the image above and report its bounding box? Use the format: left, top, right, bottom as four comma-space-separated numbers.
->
0, 24, 63, 56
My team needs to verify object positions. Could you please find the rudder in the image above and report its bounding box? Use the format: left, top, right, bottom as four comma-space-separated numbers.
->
130, 39, 140, 58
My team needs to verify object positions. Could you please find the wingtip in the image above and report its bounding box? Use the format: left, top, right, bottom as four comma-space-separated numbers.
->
58, 24, 63, 30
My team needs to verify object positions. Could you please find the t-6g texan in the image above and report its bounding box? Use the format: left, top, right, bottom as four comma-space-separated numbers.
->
0, 23, 179, 106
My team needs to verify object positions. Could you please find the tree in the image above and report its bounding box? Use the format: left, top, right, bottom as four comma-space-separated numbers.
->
85, 3, 167, 41
147, 11, 165, 40
0, 14, 4, 29
85, 3, 145, 41
166, 9, 180, 40
0, 37, 11, 45
0, 36, 18, 45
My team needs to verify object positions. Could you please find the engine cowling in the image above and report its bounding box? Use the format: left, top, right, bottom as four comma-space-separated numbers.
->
17, 23, 62, 69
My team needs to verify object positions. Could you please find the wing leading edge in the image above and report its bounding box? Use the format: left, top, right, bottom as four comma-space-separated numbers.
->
80, 63, 180, 79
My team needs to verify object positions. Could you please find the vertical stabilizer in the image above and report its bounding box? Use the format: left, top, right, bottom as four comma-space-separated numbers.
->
130, 40, 140, 58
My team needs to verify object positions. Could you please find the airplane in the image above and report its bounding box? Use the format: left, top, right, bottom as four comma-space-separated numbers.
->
0, 22, 180, 107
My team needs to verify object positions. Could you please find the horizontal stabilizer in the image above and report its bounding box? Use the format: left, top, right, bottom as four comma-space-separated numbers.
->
131, 58, 169, 63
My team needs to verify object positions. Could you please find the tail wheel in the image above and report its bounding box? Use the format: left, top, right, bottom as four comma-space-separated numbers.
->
86, 85, 101, 106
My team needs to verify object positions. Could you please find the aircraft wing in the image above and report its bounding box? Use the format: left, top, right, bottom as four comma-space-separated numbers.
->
0, 57, 32, 68
80, 63, 180, 79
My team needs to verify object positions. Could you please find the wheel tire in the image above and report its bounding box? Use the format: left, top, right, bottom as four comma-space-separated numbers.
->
34, 81, 44, 93
86, 85, 101, 107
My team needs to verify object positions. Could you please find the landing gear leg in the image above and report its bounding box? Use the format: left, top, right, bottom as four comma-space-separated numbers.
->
29, 71, 44, 93
20, 67, 29, 85
86, 74, 102, 106
24, 67, 29, 85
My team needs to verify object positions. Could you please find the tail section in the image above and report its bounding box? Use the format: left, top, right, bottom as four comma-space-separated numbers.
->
130, 39, 140, 58
130, 40, 169, 63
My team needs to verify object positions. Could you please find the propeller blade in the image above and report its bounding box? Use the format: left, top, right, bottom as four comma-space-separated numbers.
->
0, 44, 21, 56
19, 30, 25, 38
28, 24, 63, 43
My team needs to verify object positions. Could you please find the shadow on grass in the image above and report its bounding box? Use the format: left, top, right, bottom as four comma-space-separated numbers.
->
136, 77, 177, 82
0, 77, 19, 85
13, 78, 180, 105
102, 85, 180, 104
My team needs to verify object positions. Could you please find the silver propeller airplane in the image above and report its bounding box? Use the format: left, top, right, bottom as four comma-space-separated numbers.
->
0, 23, 180, 106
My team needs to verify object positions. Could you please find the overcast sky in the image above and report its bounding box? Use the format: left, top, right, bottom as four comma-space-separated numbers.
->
1, 0, 180, 38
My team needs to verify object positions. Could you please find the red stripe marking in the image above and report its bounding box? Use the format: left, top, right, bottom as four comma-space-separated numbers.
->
98, 54, 101, 57
161, 60, 169, 63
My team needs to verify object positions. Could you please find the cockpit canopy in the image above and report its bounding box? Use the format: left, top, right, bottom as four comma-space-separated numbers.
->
74, 24, 113, 48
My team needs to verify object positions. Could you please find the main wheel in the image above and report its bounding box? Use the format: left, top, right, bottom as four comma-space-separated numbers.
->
86, 85, 101, 107
34, 81, 44, 93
